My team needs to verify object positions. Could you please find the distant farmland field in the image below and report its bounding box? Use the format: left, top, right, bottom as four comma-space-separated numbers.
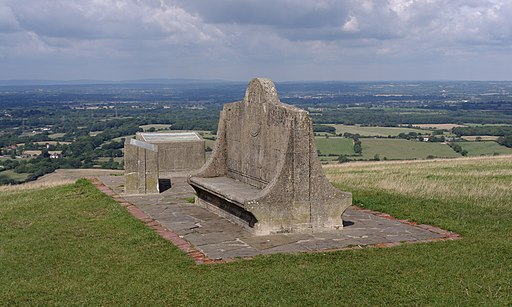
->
412, 123, 465, 130
360, 139, 460, 160
329, 124, 425, 137
89, 131, 102, 136
0, 170, 30, 183
139, 124, 172, 131
315, 137, 353, 156
461, 136, 499, 141
48, 133, 65, 139
455, 141, 512, 156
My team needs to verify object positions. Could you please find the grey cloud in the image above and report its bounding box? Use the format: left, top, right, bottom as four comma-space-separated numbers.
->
1, 0, 512, 81
4, 0, 222, 41
180, 0, 512, 45
0, 4, 20, 33
177, 0, 350, 28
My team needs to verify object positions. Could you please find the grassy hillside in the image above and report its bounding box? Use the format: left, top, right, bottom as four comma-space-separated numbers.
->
1, 156, 511, 305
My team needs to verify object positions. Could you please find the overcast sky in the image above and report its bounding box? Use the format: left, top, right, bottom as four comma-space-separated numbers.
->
1, 0, 511, 81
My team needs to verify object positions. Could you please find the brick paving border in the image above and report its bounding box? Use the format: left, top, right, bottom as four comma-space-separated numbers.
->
88, 177, 461, 265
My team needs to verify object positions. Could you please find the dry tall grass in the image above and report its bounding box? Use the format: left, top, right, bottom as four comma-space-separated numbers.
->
0, 169, 123, 195
325, 155, 512, 208
0, 178, 76, 195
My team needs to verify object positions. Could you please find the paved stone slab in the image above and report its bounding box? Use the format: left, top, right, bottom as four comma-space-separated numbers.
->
97, 175, 458, 261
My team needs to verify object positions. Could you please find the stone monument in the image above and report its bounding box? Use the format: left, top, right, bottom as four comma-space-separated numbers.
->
124, 138, 159, 194
188, 78, 352, 235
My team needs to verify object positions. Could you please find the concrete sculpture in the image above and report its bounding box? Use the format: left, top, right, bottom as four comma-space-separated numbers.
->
188, 78, 352, 235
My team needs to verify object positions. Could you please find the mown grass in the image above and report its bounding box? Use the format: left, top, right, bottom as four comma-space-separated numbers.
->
455, 141, 512, 156
1, 157, 511, 305
315, 137, 354, 156
360, 138, 460, 160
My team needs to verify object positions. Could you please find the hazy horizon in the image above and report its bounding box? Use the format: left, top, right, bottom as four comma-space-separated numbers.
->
2, 78, 512, 86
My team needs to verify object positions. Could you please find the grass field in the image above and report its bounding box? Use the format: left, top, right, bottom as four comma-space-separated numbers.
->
465, 123, 512, 127
412, 123, 465, 130
454, 141, 512, 156
0, 170, 30, 182
325, 155, 512, 210
461, 135, 499, 141
1, 157, 511, 305
329, 124, 425, 137
360, 139, 460, 160
112, 134, 135, 142
89, 131, 103, 136
315, 137, 354, 156
48, 133, 65, 139
34, 141, 72, 145
96, 157, 124, 163
139, 124, 172, 131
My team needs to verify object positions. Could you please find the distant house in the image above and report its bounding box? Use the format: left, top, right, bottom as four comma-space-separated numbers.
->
49, 151, 63, 159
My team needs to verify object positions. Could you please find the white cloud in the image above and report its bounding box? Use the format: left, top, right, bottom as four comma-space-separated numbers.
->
341, 16, 359, 33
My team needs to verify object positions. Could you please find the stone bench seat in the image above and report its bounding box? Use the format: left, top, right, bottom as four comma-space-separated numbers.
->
188, 176, 262, 207
188, 78, 351, 235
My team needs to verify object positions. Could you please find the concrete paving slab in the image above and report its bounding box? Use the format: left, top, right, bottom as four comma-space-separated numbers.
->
98, 175, 457, 261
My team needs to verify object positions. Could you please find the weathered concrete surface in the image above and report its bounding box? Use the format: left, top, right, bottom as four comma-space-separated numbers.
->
99, 175, 446, 260
124, 138, 159, 194
189, 78, 352, 235
136, 132, 205, 172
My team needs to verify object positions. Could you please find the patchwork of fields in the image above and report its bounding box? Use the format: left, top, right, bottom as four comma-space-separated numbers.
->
312, 124, 512, 161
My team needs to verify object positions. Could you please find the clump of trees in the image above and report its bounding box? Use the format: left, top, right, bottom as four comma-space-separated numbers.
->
313, 124, 336, 134
398, 132, 418, 140
353, 138, 362, 155
497, 135, 512, 148
337, 155, 351, 163
452, 126, 512, 136
448, 142, 468, 156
